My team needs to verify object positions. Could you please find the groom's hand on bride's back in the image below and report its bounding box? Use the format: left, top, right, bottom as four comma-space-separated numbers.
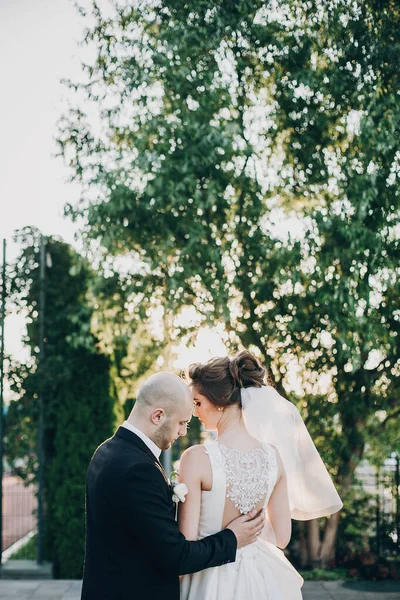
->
225, 508, 265, 548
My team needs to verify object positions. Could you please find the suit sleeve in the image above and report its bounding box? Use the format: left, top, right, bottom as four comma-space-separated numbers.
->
121, 462, 237, 576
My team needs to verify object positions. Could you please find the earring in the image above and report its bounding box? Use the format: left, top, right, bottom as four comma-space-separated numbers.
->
218, 407, 222, 411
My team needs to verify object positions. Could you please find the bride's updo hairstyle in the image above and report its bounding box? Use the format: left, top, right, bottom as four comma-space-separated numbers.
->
188, 350, 266, 408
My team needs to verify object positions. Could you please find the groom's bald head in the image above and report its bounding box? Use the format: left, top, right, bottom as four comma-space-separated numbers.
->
134, 372, 192, 416
128, 372, 193, 450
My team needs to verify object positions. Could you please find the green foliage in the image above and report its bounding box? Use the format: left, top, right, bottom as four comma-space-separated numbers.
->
5, 227, 116, 578
9, 534, 37, 560
336, 482, 376, 559
299, 568, 348, 581
58, 0, 400, 562
270, 0, 400, 489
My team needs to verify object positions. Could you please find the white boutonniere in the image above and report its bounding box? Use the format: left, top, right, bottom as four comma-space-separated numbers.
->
170, 471, 188, 504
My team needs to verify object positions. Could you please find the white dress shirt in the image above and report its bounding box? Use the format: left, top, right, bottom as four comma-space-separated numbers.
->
121, 421, 162, 460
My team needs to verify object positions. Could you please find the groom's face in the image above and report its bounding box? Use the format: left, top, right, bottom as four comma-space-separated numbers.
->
155, 402, 193, 451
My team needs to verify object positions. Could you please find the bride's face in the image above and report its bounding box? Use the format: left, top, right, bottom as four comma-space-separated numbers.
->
192, 389, 222, 430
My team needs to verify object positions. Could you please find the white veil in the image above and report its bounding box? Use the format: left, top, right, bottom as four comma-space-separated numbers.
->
241, 386, 343, 520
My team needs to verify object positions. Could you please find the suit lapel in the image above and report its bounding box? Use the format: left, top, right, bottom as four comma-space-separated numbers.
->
155, 461, 171, 486
114, 426, 171, 486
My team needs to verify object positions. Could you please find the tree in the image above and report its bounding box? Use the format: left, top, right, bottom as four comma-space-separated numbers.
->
266, 0, 400, 565
5, 227, 116, 577
58, 0, 400, 566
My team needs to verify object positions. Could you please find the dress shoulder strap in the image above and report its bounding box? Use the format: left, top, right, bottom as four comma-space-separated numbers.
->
203, 441, 224, 470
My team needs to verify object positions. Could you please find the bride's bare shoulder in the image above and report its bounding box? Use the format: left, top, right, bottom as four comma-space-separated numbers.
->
180, 444, 211, 476
180, 443, 209, 464
179, 444, 212, 488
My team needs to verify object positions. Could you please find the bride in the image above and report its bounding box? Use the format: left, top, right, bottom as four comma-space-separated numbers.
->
178, 350, 342, 600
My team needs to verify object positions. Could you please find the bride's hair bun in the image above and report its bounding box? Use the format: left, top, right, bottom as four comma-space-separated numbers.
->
229, 350, 266, 389
187, 349, 266, 408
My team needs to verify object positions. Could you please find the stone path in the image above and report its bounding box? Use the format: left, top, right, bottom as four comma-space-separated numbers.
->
0, 580, 81, 599
302, 580, 400, 599
0, 580, 399, 599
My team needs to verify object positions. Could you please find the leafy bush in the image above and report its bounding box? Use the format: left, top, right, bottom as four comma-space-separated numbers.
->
5, 230, 116, 578
9, 534, 37, 560
299, 568, 348, 581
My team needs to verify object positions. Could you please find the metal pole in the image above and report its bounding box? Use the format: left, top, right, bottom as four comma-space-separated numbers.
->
376, 467, 380, 557
37, 237, 46, 564
396, 455, 399, 552
162, 448, 172, 476
0, 239, 6, 563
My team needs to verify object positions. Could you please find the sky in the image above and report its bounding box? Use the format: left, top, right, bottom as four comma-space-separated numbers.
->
0, 0, 85, 360
0, 0, 83, 254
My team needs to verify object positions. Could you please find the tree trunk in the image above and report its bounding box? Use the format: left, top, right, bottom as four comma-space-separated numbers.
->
297, 521, 309, 568
307, 519, 322, 567
306, 511, 342, 568
304, 446, 363, 569
320, 511, 341, 567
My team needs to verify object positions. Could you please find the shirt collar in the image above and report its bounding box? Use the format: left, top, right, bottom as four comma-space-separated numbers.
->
121, 421, 162, 460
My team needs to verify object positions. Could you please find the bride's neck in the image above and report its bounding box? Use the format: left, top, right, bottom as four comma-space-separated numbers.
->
216, 406, 247, 439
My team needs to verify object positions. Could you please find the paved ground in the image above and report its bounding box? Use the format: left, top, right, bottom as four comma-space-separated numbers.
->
0, 580, 399, 599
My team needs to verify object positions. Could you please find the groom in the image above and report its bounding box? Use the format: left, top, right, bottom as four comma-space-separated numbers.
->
81, 372, 264, 600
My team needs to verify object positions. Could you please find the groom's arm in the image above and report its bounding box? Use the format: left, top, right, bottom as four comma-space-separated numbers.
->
122, 461, 237, 576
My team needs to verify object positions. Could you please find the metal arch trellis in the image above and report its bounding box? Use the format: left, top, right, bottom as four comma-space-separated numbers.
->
357, 454, 400, 557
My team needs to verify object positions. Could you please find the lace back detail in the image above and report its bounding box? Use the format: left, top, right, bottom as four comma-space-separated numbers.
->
217, 442, 277, 515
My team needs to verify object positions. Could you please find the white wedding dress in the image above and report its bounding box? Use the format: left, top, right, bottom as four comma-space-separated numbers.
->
180, 440, 303, 600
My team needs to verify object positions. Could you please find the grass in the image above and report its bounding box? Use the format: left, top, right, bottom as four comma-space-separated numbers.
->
299, 568, 348, 581
9, 534, 37, 560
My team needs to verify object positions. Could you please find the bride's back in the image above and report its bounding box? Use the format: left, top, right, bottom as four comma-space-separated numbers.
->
195, 431, 279, 535
215, 439, 278, 528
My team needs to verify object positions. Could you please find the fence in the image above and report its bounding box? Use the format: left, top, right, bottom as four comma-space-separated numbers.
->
356, 455, 400, 556
2, 474, 37, 554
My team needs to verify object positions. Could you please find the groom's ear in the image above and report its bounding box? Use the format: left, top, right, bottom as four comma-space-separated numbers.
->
151, 408, 166, 425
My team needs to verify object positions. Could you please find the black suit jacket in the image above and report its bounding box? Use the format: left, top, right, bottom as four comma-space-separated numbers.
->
81, 426, 237, 600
